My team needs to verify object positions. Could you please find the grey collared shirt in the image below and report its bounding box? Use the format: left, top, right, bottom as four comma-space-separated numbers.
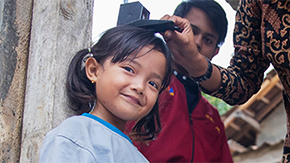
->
39, 113, 149, 163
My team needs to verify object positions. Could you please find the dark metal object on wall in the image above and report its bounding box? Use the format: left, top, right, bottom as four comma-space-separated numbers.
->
117, 1, 181, 33
117, 1, 149, 26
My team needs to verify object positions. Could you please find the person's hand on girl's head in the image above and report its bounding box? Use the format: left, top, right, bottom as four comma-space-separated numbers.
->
160, 15, 201, 70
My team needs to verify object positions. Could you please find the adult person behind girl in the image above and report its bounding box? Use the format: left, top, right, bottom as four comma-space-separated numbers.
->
39, 25, 172, 163
126, 0, 232, 162
161, 0, 290, 162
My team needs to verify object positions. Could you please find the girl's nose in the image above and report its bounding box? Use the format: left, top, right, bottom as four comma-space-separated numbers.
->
130, 81, 145, 95
131, 87, 143, 95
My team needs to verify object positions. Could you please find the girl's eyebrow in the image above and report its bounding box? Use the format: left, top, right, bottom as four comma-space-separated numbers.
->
152, 73, 163, 82
130, 60, 163, 81
130, 60, 141, 67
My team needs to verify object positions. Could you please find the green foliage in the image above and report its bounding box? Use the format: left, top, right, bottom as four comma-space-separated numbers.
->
201, 92, 232, 115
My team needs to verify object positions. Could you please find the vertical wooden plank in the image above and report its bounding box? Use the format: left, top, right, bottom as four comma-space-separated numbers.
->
20, 0, 93, 162
0, 0, 33, 162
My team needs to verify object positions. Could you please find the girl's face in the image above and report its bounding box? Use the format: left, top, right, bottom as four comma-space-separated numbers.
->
90, 46, 167, 132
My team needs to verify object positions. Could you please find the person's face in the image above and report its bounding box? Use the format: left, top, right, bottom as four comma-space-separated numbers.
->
184, 7, 219, 60
92, 46, 166, 131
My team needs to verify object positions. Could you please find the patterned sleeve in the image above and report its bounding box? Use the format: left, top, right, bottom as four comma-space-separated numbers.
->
201, 0, 270, 105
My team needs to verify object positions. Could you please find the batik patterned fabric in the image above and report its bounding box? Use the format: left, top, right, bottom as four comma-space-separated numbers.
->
202, 0, 290, 162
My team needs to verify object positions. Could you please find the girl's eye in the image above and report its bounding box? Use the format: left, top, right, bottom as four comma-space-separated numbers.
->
123, 67, 134, 73
149, 81, 159, 90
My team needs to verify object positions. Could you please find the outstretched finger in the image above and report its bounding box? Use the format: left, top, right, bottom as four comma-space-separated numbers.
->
160, 14, 171, 20
164, 28, 191, 46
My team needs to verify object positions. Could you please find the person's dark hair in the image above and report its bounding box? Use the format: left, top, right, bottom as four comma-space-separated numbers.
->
66, 25, 172, 141
174, 0, 228, 47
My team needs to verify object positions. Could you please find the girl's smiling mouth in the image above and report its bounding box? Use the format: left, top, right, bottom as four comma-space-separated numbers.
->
123, 94, 142, 106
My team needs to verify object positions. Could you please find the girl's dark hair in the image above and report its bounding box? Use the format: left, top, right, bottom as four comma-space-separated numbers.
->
66, 25, 172, 141
174, 0, 228, 47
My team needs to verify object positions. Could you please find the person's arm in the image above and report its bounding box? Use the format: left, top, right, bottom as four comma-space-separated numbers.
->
161, 15, 222, 92
161, 0, 270, 105
207, 0, 270, 105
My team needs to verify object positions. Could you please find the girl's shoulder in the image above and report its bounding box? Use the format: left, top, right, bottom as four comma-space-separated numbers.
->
41, 115, 149, 163
53, 115, 91, 130
57, 115, 91, 129
43, 115, 95, 142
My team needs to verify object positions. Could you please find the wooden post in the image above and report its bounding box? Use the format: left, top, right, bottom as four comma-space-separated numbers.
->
20, 0, 93, 162
0, 0, 33, 162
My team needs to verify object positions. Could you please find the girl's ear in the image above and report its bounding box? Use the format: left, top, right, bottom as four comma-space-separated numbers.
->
85, 57, 100, 83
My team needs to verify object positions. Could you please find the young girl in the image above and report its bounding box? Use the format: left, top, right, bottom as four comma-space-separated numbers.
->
39, 25, 172, 162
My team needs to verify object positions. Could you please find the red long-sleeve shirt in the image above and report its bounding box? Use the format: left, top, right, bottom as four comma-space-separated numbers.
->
127, 75, 233, 162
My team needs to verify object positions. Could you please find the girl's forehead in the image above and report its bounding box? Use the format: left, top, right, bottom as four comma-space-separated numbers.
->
122, 46, 155, 61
